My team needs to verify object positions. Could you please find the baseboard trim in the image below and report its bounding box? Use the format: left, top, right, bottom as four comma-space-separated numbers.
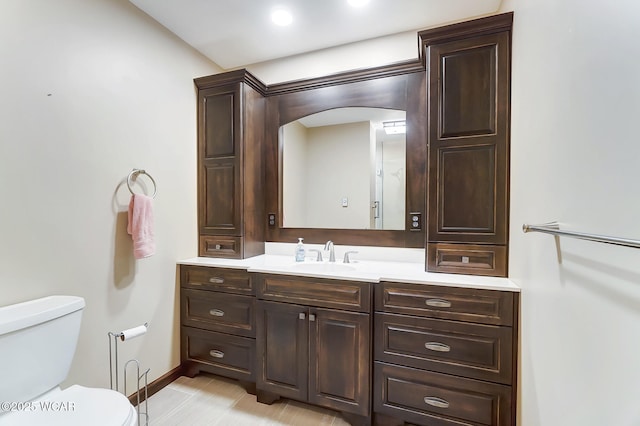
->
127, 365, 184, 406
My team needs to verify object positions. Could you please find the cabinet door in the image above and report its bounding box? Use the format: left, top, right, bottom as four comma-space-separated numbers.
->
202, 157, 239, 233
198, 85, 242, 236
256, 300, 308, 401
309, 308, 370, 417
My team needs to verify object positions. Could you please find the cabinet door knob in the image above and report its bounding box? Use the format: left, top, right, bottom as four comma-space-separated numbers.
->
209, 350, 224, 359
209, 277, 225, 284
423, 396, 449, 409
299, 313, 306, 320
209, 309, 225, 317
309, 313, 316, 322
425, 298, 452, 308
424, 342, 451, 352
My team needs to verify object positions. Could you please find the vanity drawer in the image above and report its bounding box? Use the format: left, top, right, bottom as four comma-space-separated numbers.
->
375, 313, 512, 384
256, 274, 371, 313
199, 235, 243, 259
374, 362, 511, 426
181, 326, 255, 381
376, 281, 514, 326
427, 243, 508, 278
181, 265, 254, 295
181, 289, 255, 337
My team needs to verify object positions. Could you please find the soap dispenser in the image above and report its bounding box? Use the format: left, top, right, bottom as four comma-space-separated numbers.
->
295, 238, 306, 262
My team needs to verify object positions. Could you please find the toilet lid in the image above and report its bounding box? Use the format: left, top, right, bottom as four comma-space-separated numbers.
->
0, 385, 137, 426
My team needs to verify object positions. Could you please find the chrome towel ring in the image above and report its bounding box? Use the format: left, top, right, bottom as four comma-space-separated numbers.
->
126, 169, 157, 199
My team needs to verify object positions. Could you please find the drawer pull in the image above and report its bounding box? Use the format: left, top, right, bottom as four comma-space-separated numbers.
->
424, 342, 451, 352
209, 277, 225, 284
423, 397, 450, 409
209, 350, 224, 358
299, 313, 306, 320
425, 298, 452, 308
209, 309, 225, 317
309, 313, 316, 322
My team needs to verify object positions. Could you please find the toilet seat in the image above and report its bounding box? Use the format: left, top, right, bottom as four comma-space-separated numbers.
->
0, 385, 137, 426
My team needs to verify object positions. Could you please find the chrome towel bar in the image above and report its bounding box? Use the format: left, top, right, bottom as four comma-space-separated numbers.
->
522, 222, 640, 249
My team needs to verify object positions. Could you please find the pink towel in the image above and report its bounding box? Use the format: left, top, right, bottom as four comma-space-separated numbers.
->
127, 194, 155, 259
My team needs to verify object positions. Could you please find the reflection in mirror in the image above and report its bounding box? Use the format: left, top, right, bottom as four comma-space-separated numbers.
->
281, 107, 406, 230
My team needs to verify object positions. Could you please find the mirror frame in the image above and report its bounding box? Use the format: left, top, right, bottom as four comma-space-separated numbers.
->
264, 61, 427, 247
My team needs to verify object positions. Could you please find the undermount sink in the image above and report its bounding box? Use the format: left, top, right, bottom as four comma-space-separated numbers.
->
291, 262, 356, 273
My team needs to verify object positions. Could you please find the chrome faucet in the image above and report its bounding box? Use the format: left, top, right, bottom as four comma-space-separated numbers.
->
324, 240, 336, 262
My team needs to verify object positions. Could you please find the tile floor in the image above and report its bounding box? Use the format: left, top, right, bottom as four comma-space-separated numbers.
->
144, 374, 351, 426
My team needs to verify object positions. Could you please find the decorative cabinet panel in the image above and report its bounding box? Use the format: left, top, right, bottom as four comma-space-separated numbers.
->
421, 13, 513, 276
373, 281, 519, 426
195, 70, 266, 259
180, 266, 256, 382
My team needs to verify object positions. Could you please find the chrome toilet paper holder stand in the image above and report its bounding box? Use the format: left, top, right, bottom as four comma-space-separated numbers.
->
108, 323, 150, 426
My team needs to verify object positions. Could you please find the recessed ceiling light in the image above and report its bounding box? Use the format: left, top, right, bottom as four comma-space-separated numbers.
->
348, 0, 370, 7
271, 8, 293, 26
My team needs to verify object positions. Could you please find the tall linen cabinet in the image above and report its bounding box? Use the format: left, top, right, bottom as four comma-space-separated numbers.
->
422, 13, 512, 277
195, 70, 266, 259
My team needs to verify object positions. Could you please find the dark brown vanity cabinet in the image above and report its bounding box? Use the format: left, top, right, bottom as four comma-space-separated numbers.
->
180, 266, 257, 384
195, 70, 266, 259
421, 13, 513, 277
179, 264, 520, 425
255, 275, 372, 423
373, 281, 519, 426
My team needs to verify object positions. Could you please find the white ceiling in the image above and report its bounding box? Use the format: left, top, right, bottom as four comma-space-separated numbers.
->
128, 0, 503, 69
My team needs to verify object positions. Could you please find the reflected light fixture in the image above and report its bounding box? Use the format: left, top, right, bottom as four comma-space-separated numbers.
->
348, 0, 370, 6
271, 8, 293, 26
383, 120, 406, 135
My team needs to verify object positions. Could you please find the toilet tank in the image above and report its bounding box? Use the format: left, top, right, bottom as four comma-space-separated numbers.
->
0, 296, 85, 403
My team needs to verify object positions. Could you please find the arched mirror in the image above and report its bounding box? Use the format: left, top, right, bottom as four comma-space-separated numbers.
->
264, 64, 426, 248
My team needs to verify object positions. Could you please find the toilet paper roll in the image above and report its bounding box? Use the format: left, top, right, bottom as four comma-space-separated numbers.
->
119, 324, 148, 341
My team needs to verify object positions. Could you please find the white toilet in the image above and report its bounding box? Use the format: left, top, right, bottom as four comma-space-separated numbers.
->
0, 295, 138, 426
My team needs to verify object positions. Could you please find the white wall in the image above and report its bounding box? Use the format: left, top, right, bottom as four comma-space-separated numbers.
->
246, 31, 418, 85
503, 0, 640, 424
282, 120, 308, 227
305, 122, 371, 229
0, 0, 219, 389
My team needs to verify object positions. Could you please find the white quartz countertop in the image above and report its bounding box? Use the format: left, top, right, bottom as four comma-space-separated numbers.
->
177, 254, 520, 292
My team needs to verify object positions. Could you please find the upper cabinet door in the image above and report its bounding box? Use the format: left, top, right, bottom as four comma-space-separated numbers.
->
427, 31, 510, 245
202, 86, 239, 159
198, 85, 242, 236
